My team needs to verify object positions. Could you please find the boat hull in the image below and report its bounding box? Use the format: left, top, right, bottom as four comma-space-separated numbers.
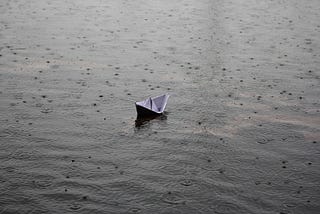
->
135, 104, 162, 118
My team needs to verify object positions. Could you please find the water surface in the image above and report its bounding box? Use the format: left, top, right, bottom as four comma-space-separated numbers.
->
0, 0, 319, 213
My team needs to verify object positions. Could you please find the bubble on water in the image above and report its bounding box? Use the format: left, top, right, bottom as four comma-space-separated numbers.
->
69, 203, 82, 211
33, 179, 53, 189
180, 179, 193, 186
41, 108, 52, 114
257, 137, 274, 144
162, 192, 185, 205
129, 207, 141, 213
214, 202, 245, 214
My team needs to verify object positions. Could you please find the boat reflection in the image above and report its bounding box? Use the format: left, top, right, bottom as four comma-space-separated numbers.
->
134, 114, 167, 128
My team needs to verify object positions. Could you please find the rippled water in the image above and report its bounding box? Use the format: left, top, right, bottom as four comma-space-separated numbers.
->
0, 0, 319, 213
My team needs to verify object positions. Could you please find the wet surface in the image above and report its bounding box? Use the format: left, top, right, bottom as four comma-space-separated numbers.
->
0, 0, 320, 213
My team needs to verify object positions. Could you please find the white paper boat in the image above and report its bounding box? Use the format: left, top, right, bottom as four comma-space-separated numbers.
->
135, 94, 170, 117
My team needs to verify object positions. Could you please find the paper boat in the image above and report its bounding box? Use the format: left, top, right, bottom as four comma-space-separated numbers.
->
135, 94, 170, 117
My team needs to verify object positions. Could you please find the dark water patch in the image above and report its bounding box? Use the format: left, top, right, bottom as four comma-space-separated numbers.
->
128, 207, 142, 213
134, 114, 167, 128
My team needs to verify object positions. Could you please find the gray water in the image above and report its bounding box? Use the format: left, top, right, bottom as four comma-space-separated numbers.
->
0, 0, 320, 213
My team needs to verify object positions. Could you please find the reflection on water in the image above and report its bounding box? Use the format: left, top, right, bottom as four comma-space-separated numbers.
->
134, 114, 167, 129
